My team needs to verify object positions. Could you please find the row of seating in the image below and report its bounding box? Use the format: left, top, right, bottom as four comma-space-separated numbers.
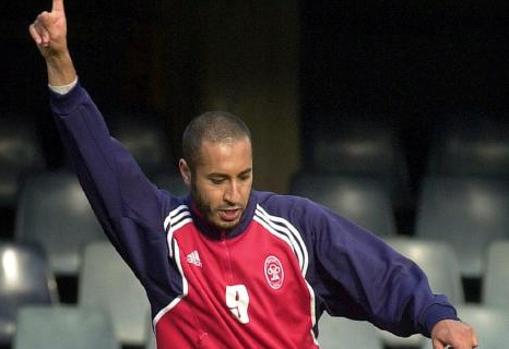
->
378, 238, 509, 348
3, 113, 508, 211
0, 241, 150, 347
2, 238, 509, 348
291, 173, 509, 278
321, 238, 509, 349
0, 113, 175, 211
8, 169, 509, 283
12, 302, 509, 349
319, 304, 509, 348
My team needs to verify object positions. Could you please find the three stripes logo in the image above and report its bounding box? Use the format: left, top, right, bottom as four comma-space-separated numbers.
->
186, 250, 202, 267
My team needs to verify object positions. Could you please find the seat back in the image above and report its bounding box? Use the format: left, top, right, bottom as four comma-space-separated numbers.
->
291, 174, 396, 236
483, 241, 509, 308
15, 171, 105, 275
0, 116, 45, 207
79, 242, 150, 345
0, 242, 57, 344
385, 238, 464, 304
109, 115, 173, 178
415, 177, 509, 277
14, 305, 119, 349
318, 313, 383, 349
428, 115, 509, 176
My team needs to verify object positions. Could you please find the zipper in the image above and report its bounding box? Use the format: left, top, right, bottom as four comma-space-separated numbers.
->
221, 230, 234, 284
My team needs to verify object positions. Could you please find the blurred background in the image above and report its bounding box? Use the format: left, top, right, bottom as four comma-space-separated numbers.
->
1, 0, 509, 348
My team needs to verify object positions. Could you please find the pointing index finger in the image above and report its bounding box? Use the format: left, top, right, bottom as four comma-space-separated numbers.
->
52, 0, 64, 12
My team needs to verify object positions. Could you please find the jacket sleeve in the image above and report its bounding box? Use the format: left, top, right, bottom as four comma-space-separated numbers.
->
299, 199, 458, 338
49, 83, 172, 264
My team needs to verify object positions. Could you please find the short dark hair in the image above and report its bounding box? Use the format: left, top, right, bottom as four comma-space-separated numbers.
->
182, 111, 252, 170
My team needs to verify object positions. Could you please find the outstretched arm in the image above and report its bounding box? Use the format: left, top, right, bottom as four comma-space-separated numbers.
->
29, 0, 76, 86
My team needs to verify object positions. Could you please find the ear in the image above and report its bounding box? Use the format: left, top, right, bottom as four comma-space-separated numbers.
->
179, 158, 192, 187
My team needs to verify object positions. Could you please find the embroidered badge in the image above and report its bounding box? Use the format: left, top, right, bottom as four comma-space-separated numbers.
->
264, 255, 284, 289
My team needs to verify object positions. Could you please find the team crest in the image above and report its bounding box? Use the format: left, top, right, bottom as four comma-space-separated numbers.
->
264, 255, 284, 290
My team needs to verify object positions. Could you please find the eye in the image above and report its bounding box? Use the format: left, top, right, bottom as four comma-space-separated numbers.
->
210, 178, 225, 185
239, 174, 251, 181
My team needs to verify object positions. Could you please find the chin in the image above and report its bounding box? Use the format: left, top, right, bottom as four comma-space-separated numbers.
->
214, 219, 241, 231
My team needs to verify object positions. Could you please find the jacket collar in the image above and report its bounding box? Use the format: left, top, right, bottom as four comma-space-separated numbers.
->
186, 191, 258, 240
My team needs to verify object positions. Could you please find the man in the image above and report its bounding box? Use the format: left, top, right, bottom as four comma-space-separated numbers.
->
29, 1, 478, 348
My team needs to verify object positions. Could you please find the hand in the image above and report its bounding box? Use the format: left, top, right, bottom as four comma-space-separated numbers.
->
29, 0, 76, 85
29, 0, 68, 59
431, 319, 478, 349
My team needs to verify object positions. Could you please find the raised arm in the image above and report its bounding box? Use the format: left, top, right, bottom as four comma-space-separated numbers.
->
29, 0, 76, 85
28, 0, 175, 269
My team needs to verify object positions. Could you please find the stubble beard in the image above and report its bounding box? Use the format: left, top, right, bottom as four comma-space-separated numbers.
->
191, 181, 243, 231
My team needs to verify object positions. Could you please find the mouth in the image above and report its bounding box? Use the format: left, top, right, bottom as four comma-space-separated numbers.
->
217, 208, 243, 222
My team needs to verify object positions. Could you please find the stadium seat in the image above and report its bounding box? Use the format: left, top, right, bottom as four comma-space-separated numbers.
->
318, 313, 383, 349
13, 305, 119, 349
145, 315, 157, 349
422, 304, 509, 349
379, 238, 464, 348
108, 115, 174, 178
291, 173, 396, 236
0, 115, 45, 208
0, 242, 58, 345
415, 176, 509, 278
79, 241, 150, 345
385, 238, 464, 304
307, 118, 410, 210
482, 240, 509, 308
15, 171, 105, 275
427, 114, 509, 176
153, 172, 188, 197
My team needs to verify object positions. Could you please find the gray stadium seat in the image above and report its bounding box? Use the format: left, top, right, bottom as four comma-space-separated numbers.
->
13, 305, 119, 349
0, 242, 57, 345
428, 115, 509, 176
108, 115, 174, 178
483, 240, 509, 308
79, 241, 150, 345
310, 119, 405, 178
318, 313, 383, 349
0, 116, 45, 208
145, 315, 157, 349
15, 171, 105, 275
308, 118, 410, 210
380, 238, 464, 348
385, 238, 464, 304
291, 174, 396, 236
153, 172, 188, 197
422, 305, 509, 349
415, 177, 509, 278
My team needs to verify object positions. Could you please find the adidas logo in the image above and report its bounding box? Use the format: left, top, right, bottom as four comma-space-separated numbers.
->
186, 250, 202, 267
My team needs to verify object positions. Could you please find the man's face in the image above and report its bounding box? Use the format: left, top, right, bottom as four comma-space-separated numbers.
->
183, 136, 253, 231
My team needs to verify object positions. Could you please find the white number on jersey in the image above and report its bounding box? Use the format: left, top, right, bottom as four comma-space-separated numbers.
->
225, 284, 250, 324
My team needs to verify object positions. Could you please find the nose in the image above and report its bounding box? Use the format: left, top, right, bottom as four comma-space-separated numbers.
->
224, 180, 241, 204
